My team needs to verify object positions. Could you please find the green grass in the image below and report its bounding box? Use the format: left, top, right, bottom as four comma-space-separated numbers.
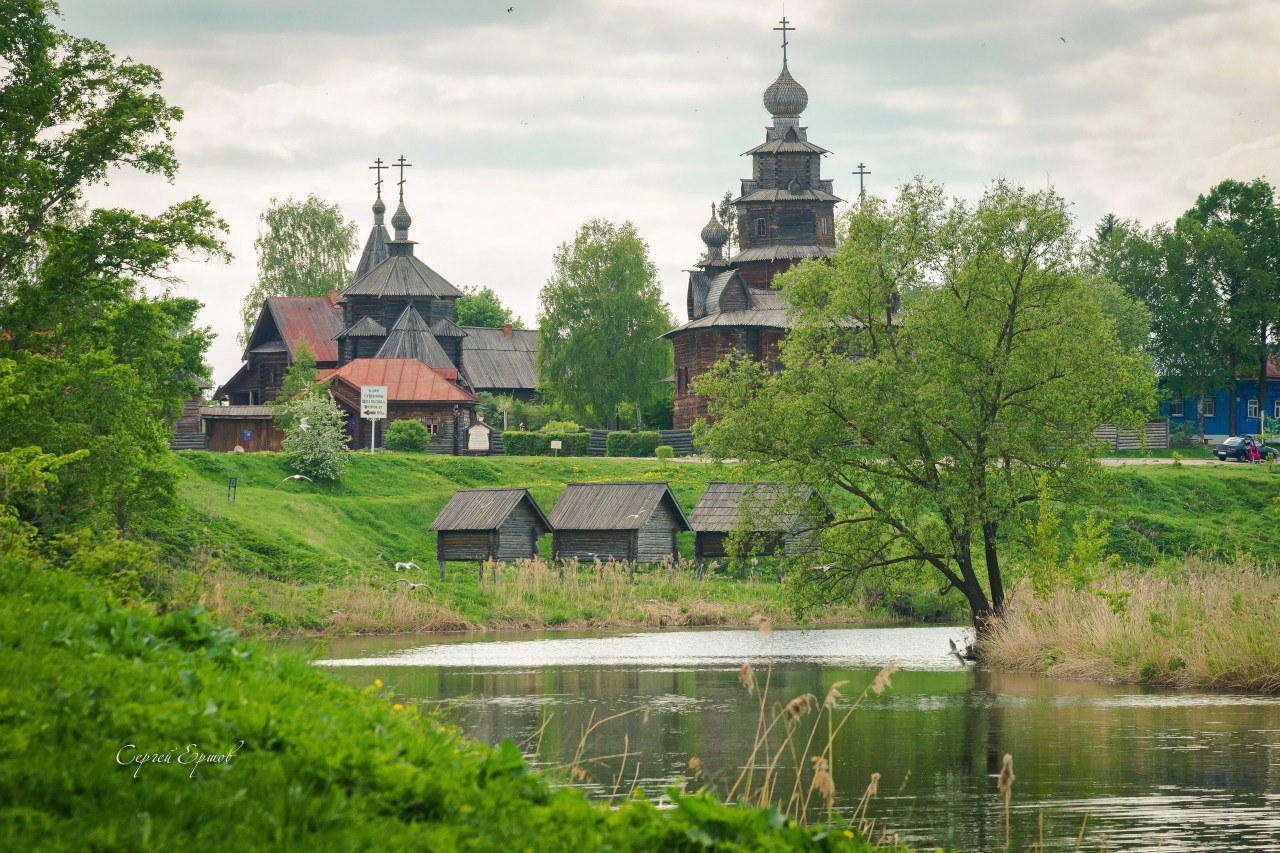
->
0, 554, 905, 852
163, 452, 1280, 636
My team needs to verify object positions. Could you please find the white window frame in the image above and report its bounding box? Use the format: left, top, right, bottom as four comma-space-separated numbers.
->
1248, 398, 1260, 419
1273, 398, 1280, 420
1201, 395, 1216, 418
1170, 397, 1184, 418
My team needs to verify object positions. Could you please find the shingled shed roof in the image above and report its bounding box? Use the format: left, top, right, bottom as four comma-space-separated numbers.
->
316, 358, 475, 403
548, 482, 691, 531
335, 315, 387, 339
459, 326, 539, 391
688, 482, 829, 533
429, 488, 550, 532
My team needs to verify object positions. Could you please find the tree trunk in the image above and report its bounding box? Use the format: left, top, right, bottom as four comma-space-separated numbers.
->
1227, 362, 1238, 436
981, 521, 1004, 617
1196, 385, 1206, 443
115, 484, 128, 535
1259, 343, 1269, 438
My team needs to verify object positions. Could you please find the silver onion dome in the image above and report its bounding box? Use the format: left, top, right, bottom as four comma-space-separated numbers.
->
700, 203, 729, 248
390, 199, 412, 238
762, 63, 808, 118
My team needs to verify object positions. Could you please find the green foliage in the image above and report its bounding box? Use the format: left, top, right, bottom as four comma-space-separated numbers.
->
697, 179, 1156, 628
501, 431, 591, 456
0, 554, 896, 851
238, 194, 356, 346
655, 445, 675, 460
1171, 451, 1184, 466
274, 337, 320, 403
386, 419, 431, 453
455, 284, 523, 329
476, 393, 563, 432
537, 219, 674, 426
540, 420, 581, 433
717, 190, 739, 255
279, 393, 350, 481
606, 431, 662, 458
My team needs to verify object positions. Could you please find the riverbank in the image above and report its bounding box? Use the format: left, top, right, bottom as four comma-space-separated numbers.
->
980, 555, 1280, 693
0, 554, 902, 852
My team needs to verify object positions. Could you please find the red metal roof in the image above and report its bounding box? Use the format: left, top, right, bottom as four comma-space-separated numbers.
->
316, 359, 475, 403
263, 296, 343, 364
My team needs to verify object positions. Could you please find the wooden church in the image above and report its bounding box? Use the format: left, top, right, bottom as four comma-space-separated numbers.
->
666, 20, 840, 429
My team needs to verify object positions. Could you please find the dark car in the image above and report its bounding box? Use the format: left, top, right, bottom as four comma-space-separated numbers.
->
1213, 435, 1277, 461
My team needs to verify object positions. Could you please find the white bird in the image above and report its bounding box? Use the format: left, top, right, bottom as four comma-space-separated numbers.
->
393, 579, 433, 594
949, 638, 969, 667
394, 561, 420, 572
299, 417, 310, 431
276, 474, 314, 487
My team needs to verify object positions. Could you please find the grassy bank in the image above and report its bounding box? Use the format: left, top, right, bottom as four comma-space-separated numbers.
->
164, 452, 1280, 637
0, 554, 905, 852
980, 556, 1280, 692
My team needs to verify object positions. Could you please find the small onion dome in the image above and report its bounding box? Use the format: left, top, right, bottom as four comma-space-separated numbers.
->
372, 194, 387, 223
763, 63, 808, 118
390, 199, 412, 233
700, 203, 729, 248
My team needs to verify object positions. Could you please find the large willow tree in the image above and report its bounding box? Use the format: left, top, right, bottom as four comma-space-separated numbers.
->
697, 180, 1155, 630
536, 219, 673, 427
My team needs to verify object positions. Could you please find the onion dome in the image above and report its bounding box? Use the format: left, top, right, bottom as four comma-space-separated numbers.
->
700, 203, 729, 249
372, 194, 386, 224
763, 63, 808, 118
390, 198, 412, 240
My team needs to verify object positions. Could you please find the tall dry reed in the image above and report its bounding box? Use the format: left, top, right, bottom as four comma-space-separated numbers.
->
982, 555, 1280, 692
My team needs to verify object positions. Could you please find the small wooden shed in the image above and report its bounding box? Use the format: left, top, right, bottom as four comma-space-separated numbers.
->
548, 482, 691, 576
689, 482, 831, 569
428, 488, 551, 580
200, 405, 286, 452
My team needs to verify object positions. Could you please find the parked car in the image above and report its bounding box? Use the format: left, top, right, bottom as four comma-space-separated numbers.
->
1213, 435, 1277, 461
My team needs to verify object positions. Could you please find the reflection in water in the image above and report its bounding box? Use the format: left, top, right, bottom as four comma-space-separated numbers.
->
309, 627, 1280, 852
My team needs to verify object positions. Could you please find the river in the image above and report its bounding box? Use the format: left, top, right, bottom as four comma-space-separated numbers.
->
305, 626, 1280, 851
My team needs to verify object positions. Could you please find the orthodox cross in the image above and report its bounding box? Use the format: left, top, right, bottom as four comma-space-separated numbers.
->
393, 154, 413, 198
369, 157, 387, 197
853, 162, 870, 200
774, 16, 794, 64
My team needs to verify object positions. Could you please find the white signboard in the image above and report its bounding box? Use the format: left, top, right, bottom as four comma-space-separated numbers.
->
360, 385, 387, 419
549, 440, 563, 450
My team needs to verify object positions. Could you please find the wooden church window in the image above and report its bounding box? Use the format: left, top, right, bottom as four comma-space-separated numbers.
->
755, 218, 767, 237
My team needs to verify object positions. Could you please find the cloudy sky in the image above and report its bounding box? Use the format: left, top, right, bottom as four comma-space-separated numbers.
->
57, 0, 1280, 382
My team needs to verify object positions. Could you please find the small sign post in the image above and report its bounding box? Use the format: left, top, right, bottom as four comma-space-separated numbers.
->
360, 385, 388, 455
550, 439, 562, 458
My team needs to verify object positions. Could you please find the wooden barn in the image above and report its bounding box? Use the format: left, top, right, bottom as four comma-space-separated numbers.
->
428, 488, 551, 580
548, 482, 690, 574
199, 405, 286, 452
689, 482, 831, 565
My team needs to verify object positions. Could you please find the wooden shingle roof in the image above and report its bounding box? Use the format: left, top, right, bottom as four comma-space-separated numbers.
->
342, 254, 465, 299
548, 482, 690, 531
459, 326, 539, 391
688, 482, 829, 533
375, 305, 454, 369
429, 488, 550, 532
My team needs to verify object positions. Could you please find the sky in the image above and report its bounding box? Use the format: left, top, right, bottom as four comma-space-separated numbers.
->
55, 0, 1280, 384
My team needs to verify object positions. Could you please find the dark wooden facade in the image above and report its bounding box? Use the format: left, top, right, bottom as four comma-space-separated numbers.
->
689, 482, 831, 561
200, 406, 286, 453
548, 482, 690, 569
429, 488, 551, 579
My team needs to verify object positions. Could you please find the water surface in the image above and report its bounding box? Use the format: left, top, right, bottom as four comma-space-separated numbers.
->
308, 627, 1280, 851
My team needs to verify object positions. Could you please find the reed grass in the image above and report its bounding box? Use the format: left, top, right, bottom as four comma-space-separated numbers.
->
194, 557, 872, 637
982, 555, 1280, 692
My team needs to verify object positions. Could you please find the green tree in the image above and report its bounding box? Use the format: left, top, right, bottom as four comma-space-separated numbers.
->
456, 285, 523, 328
536, 220, 674, 427
697, 180, 1155, 630
1183, 179, 1280, 436
0, 1, 226, 536
279, 392, 349, 482
238, 194, 357, 346
717, 190, 738, 256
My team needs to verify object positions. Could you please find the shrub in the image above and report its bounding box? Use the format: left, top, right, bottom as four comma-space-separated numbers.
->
654, 445, 674, 459
501, 431, 591, 456
278, 392, 349, 481
540, 420, 581, 433
386, 419, 431, 452
606, 431, 662, 458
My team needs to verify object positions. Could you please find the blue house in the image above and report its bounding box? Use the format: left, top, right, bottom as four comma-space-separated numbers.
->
1158, 366, 1280, 442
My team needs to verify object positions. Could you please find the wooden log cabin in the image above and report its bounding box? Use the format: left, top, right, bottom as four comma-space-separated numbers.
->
547, 482, 690, 578
428, 488, 551, 580
688, 482, 831, 576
